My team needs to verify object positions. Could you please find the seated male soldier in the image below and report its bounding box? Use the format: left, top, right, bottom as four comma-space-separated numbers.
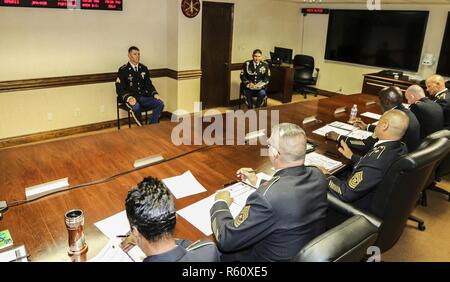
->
326, 86, 420, 153
210, 123, 328, 261
405, 84, 444, 139
321, 110, 409, 211
123, 176, 220, 262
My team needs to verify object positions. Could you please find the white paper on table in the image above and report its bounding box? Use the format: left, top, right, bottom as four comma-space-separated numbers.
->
305, 152, 344, 172
313, 125, 351, 137
329, 121, 358, 131
177, 182, 255, 236
162, 170, 207, 199
89, 238, 137, 262
94, 210, 130, 240
0, 245, 27, 262
346, 130, 373, 140
361, 112, 382, 120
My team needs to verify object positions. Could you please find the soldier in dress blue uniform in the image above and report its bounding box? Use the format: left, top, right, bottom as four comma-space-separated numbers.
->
426, 74, 450, 129
210, 123, 328, 262
405, 85, 444, 139
326, 86, 420, 153
322, 110, 409, 211
240, 49, 271, 109
116, 46, 164, 126
122, 177, 220, 262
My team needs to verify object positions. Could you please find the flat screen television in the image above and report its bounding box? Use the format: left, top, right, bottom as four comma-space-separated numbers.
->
325, 10, 429, 72
437, 12, 450, 77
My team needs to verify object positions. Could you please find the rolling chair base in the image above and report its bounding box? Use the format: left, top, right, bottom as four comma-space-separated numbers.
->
408, 215, 426, 231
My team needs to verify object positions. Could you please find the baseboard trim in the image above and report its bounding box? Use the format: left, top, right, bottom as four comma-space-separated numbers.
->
0, 111, 173, 149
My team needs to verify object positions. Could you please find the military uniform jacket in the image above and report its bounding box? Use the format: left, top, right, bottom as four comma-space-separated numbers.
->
115, 62, 158, 103
340, 104, 420, 153
143, 239, 220, 262
431, 89, 450, 129
327, 140, 408, 211
210, 166, 328, 262
240, 60, 271, 89
410, 97, 444, 139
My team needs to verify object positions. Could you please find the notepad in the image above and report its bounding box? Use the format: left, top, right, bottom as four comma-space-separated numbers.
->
162, 170, 207, 199
177, 182, 256, 236
89, 238, 145, 262
0, 230, 13, 250
305, 152, 344, 172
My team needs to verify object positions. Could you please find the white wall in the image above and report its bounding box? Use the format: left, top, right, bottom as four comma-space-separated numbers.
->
300, 3, 450, 94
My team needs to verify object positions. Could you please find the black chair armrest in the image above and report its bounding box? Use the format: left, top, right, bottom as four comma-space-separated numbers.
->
294, 215, 378, 262
327, 193, 382, 228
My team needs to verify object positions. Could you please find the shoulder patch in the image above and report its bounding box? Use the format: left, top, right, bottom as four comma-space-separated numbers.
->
348, 171, 363, 189
234, 205, 250, 227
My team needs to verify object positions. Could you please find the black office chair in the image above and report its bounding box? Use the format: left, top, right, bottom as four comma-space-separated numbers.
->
327, 137, 449, 253
116, 96, 152, 129
238, 82, 268, 109
418, 130, 450, 206
294, 214, 379, 262
293, 54, 320, 99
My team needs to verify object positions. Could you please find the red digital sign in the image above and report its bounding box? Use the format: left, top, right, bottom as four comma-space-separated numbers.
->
0, 0, 122, 11
301, 8, 330, 15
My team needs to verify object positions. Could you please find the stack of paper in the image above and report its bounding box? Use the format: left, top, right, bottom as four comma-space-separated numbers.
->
305, 152, 344, 172
162, 171, 207, 199
177, 182, 256, 236
0, 245, 27, 262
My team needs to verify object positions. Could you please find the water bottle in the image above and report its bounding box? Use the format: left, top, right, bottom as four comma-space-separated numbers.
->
349, 104, 358, 123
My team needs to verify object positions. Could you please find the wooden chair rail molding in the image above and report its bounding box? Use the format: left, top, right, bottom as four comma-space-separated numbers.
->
0, 68, 202, 93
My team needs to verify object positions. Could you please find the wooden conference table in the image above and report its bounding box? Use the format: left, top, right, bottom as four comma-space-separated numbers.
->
0, 94, 382, 261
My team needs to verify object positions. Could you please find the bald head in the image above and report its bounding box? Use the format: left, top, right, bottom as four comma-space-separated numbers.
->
375, 109, 409, 141
426, 74, 446, 96
378, 86, 403, 112
405, 85, 426, 104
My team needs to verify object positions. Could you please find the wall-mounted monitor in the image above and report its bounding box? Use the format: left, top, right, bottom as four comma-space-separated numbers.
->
437, 12, 450, 77
325, 10, 429, 72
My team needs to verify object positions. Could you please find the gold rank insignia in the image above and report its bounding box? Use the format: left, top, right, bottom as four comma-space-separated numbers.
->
349, 171, 363, 189
329, 180, 342, 195
234, 205, 250, 227
116, 77, 121, 83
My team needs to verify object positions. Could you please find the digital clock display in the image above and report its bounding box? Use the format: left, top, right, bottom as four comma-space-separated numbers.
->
301, 8, 330, 15
0, 0, 122, 11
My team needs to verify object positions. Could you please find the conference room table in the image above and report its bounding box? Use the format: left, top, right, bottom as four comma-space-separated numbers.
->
0, 93, 383, 261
